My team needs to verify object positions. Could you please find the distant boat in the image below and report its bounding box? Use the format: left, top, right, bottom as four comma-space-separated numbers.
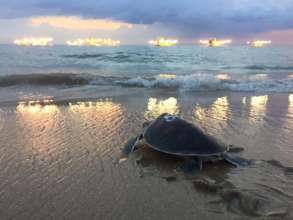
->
149, 37, 178, 47
66, 38, 120, 46
14, 37, 53, 46
199, 38, 232, 47
247, 40, 271, 48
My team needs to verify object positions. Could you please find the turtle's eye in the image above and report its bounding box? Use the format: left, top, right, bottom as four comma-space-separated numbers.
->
164, 115, 176, 122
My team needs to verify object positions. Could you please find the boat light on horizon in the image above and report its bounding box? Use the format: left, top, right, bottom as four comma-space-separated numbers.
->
66, 38, 121, 46
149, 37, 178, 47
199, 38, 232, 47
247, 40, 272, 48
13, 37, 53, 46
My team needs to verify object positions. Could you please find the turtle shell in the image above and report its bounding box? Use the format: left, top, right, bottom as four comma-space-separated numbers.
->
143, 114, 226, 156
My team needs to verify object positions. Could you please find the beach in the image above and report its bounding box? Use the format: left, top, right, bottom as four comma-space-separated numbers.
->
0, 45, 293, 219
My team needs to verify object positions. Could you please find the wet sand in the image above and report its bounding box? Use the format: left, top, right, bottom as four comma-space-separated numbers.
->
0, 89, 293, 220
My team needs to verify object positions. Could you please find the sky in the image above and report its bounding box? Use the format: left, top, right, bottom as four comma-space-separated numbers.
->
0, 0, 293, 44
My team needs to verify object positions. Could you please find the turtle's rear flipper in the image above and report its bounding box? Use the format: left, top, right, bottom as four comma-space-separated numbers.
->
122, 134, 142, 155
223, 153, 250, 167
176, 158, 203, 173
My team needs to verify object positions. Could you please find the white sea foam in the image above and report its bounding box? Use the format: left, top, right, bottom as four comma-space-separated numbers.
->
1, 72, 293, 92
120, 74, 222, 90
119, 73, 293, 92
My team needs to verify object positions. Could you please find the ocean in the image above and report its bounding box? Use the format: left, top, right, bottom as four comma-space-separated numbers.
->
0, 45, 293, 219
1, 45, 293, 93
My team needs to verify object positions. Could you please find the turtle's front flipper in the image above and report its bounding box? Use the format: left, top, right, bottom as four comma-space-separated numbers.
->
176, 158, 203, 173
227, 145, 245, 153
223, 153, 250, 167
142, 121, 152, 129
122, 134, 142, 155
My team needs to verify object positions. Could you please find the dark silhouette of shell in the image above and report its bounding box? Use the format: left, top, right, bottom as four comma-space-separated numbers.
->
143, 113, 226, 156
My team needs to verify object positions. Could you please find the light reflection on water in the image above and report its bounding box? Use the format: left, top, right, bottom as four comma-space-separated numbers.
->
216, 73, 230, 80
209, 97, 230, 121
0, 108, 4, 131
249, 95, 268, 122
68, 100, 121, 113
249, 74, 268, 80
144, 97, 179, 120
193, 96, 230, 131
16, 100, 61, 157
68, 99, 124, 152
285, 94, 293, 130
16, 99, 59, 120
15, 99, 124, 159
289, 94, 293, 113
17, 102, 59, 115
68, 100, 123, 125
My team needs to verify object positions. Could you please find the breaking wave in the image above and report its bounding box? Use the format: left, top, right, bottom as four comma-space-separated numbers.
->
117, 73, 293, 92
1, 73, 293, 92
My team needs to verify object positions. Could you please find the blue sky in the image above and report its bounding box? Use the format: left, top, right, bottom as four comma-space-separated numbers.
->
1, 0, 293, 44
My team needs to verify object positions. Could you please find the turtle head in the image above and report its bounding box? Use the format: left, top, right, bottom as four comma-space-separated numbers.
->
160, 113, 177, 122
142, 121, 152, 128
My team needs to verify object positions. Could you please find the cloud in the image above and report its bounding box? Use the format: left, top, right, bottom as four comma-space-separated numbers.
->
30, 16, 133, 30
1, 0, 293, 37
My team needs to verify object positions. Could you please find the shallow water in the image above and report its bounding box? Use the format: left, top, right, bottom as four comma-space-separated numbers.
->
0, 88, 293, 219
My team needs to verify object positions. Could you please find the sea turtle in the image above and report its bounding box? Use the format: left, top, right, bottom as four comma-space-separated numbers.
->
123, 113, 248, 172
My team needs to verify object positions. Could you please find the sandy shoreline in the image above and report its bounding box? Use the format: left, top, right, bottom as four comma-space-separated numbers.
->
0, 90, 293, 219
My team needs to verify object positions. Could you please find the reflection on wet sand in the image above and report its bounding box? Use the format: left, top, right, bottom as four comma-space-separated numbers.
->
68, 99, 123, 126
134, 144, 233, 181
68, 99, 124, 154
16, 100, 61, 157
194, 97, 230, 131
17, 100, 59, 115
289, 94, 293, 114
144, 97, 179, 120
0, 108, 4, 131
210, 97, 230, 121
69, 99, 121, 113
249, 95, 268, 122
284, 94, 293, 131
134, 146, 286, 217
16, 99, 123, 155
16, 100, 59, 122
